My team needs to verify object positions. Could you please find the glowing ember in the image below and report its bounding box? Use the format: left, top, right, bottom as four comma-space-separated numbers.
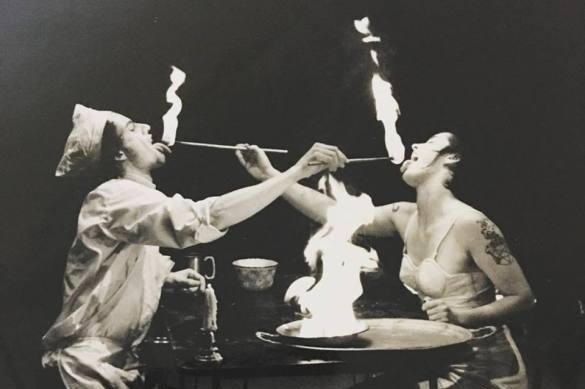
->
161, 65, 186, 146
354, 17, 405, 164
289, 175, 379, 338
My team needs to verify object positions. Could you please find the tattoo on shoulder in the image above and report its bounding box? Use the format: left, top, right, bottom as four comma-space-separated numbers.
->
392, 204, 400, 212
476, 218, 514, 265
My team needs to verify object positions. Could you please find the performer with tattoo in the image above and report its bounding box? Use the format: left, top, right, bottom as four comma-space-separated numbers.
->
239, 132, 535, 389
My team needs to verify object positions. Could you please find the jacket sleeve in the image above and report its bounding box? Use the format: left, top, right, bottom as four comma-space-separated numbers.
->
84, 181, 227, 248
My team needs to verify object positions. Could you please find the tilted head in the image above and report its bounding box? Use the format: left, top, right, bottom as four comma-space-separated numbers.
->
56, 104, 169, 179
400, 132, 462, 189
100, 112, 168, 179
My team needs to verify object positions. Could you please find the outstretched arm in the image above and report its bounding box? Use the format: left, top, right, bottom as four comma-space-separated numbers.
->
236, 143, 343, 224
97, 144, 345, 248
210, 143, 345, 230
236, 143, 414, 237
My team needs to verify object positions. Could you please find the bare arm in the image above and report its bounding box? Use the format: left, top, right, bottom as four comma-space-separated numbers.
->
238, 145, 416, 237
236, 143, 414, 238
358, 202, 416, 238
235, 143, 346, 225
99, 144, 344, 248
209, 166, 307, 230
280, 182, 334, 224
449, 214, 534, 326
248, 166, 414, 237
211, 143, 345, 230
247, 171, 335, 225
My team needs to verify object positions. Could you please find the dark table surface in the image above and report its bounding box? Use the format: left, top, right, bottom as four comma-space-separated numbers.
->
141, 273, 473, 383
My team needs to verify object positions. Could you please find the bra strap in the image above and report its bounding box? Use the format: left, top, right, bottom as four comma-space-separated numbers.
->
402, 210, 417, 254
431, 210, 464, 259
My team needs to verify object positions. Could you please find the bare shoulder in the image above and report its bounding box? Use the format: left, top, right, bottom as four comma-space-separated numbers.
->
359, 201, 416, 238
455, 207, 505, 236
387, 201, 417, 217
378, 201, 416, 218
379, 201, 416, 236
371, 201, 416, 218
455, 207, 488, 230
454, 207, 515, 265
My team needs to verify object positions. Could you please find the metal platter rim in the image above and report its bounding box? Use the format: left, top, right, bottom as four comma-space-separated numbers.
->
276, 319, 369, 340
260, 318, 473, 352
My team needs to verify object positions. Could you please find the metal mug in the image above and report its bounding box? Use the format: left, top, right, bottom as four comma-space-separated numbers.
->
186, 254, 216, 280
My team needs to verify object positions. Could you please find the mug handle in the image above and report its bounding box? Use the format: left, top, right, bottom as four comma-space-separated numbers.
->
204, 256, 216, 280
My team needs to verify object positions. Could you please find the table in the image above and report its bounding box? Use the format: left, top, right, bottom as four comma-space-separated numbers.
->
140, 274, 472, 389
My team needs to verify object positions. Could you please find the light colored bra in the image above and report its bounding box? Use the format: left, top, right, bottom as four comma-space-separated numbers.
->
399, 211, 494, 309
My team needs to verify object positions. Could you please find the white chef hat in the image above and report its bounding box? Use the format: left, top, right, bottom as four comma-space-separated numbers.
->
55, 104, 115, 177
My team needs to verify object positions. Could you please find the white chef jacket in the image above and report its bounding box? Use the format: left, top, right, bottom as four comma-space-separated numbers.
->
42, 178, 226, 389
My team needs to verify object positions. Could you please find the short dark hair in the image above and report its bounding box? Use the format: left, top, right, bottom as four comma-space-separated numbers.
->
436, 132, 463, 188
98, 120, 124, 180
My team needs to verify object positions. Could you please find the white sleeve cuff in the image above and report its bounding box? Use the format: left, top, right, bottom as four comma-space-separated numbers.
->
191, 196, 228, 244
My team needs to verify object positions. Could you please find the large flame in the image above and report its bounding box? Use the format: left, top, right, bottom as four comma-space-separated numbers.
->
292, 175, 379, 338
372, 74, 405, 164
354, 17, 405, 164
161, 66, 186, 146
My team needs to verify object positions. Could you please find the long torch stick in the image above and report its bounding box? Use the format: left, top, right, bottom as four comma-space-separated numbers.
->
309, 157, 393, 166
176, 141, 288, 154
176, 141, 391, 163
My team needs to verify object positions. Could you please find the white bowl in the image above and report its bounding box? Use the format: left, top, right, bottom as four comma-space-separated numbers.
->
232, 258, 278, 291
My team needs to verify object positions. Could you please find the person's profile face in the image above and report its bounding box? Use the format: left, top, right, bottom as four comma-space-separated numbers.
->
400, 132, 452, 187
109, 112, 166, 171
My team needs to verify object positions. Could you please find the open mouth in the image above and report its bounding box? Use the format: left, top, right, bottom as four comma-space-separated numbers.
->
153, 142, 172, 155
400, 160, 412, 174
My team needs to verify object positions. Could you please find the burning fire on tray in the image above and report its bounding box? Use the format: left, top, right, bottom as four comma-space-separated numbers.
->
282, 16, 405, 338
285, 175, 379, 338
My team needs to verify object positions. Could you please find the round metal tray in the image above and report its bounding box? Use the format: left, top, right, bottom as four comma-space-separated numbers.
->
275, 319, 369, 347
257, 318, 473, 351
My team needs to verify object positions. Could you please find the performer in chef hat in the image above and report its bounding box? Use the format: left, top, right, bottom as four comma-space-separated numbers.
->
56, 104, 116, 176
44, 103, 348, 389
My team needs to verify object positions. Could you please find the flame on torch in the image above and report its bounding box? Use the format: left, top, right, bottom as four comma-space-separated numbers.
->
372, 74, 405, 164
291, 175, 379, 338
354, 17, 405, 164
161, 66, 187, 146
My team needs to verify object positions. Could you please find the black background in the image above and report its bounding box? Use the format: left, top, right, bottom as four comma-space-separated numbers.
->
1, 1, 584, 387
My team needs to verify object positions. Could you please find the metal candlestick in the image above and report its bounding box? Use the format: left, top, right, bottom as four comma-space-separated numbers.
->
194, 329, 223, 364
